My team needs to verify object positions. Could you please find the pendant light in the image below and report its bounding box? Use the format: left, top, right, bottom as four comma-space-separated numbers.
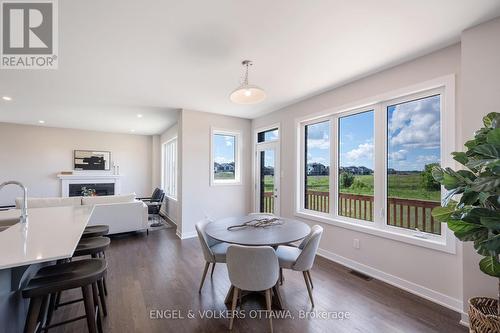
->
230, 60, 266, 104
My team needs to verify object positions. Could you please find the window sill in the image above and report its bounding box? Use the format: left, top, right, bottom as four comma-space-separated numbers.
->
210, 181, 242, 187
294, 210, 456, 254
165, 195, 177, 202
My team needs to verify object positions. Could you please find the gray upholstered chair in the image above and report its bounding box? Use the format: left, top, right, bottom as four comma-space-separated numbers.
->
226, 245, 279, 332
195, 219, 230, 293
275, 225, 323, 307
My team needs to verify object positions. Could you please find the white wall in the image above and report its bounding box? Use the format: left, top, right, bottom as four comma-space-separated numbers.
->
0, 123, 153, 205
159, 123, 179, 224
179, 109, 252, 238
460, 17, 500, 316
252, 44, 464, 311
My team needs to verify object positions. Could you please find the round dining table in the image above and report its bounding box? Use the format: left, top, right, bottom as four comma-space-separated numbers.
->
205, 214, 311, 309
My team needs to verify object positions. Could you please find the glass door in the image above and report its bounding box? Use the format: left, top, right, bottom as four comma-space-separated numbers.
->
256, 143, 280, 215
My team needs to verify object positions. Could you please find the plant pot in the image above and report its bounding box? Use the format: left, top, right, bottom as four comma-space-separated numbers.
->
469, 297, 500, 333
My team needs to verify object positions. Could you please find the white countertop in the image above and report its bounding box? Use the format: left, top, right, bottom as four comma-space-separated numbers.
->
0, 206, 94, 270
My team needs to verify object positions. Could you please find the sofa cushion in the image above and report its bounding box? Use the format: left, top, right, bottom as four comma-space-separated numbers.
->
82, 193, 136, 206
16, 197, 82, 209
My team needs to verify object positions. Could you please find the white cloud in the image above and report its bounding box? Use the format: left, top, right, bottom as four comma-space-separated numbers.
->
346, 142, 373, 161
389, 96, 440, 149
307, 132, 330, 150
416, 155, 439, 163
389, 149, 408, 161
214, 156, 233, 163
224, 137, 233, 147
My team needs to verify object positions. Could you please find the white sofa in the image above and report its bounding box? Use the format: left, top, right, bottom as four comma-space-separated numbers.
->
15, 194, 148, 234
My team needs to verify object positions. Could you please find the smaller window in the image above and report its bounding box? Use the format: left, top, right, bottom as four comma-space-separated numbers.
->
257, 128, 279, 143
211, 129, 241, 185
163, 138, 177, 199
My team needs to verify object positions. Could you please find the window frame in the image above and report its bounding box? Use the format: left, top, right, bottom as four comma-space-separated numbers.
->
162, 137, 178, 200
295, 75, 456, 254
210, 128, 242, 186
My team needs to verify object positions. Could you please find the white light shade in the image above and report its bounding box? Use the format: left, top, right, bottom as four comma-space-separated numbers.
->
230, 84, 266, 104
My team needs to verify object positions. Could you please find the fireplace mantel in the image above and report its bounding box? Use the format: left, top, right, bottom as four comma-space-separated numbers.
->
57, 174, 122, 197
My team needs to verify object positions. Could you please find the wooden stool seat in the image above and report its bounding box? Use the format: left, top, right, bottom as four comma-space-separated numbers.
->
83, 225, 109, 238
74, 236, 110, 257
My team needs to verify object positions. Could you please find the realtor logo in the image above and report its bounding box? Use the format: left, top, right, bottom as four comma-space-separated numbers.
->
1, 0, 58, 69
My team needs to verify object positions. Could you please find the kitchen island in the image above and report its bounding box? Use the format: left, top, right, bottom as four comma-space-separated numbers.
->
0, 206, 94, 332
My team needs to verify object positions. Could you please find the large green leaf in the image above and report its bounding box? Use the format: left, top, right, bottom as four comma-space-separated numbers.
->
480, 234, 500, 252
470, 176, 500, 192
473, 144, 500, 159
461, 208, 496, 224
452, 152, 469, 166
483, 112, 500, 129
447, 219, 486, 241
479, 256, 500, 278
474, 232, 492, 256
479, 216, 500, 230
459, 191, 480, 207
487, 128, 500, 145
431, 206, 454, 222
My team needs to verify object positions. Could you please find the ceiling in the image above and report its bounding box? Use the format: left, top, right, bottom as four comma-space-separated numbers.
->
1, 0, 500, 135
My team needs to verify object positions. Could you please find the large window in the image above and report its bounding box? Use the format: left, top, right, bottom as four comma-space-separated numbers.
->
298, 84, 449, 243
162, 138, 177, 199
304, 120, 330, 213
338, 111, 374, 222
211, 129, 241, 185
387, 95, 441, 234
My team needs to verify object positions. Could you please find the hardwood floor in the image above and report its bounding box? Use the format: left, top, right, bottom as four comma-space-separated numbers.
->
50, 227, 467, 333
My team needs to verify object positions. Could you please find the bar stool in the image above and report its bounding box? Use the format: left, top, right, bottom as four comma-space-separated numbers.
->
22, 258, 107, 333
82, 225, 109, 238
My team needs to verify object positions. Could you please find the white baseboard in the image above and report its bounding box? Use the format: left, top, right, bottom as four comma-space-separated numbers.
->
460, 312, 469, 327
316, 248, 463, 313
175, 229, 197, 240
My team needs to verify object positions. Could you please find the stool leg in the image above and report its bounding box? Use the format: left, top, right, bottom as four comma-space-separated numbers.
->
97, 279, 108, 316
92, 283, 103, 333
81, 285, 97, 333
102, 277, 108, 296
24, 296, 42, 333
44, 293, 57, 331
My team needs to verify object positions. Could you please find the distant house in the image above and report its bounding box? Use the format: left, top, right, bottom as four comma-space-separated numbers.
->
214, 162, 235, 173
307, 163, 328, 176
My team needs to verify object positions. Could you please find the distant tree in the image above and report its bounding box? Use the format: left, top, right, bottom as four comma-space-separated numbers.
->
421, 163, 441, 191
340, 171, 355, 188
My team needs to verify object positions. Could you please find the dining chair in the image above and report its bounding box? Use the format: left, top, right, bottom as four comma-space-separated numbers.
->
226, 245, 279, 332
195, 219, 230, 293
275, 225, 323, 307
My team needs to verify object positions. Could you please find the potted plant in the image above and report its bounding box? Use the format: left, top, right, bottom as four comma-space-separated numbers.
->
431, 112, 500, 332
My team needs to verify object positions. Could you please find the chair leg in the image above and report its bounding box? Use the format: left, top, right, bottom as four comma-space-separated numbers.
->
24, 296, 42, 333
211, 262, 216, 278
82, 285, 97, 333
265, 289, 273, 333
307, 270, 314, 289
97, 279, 108, 316
198, 262, 210, 293
303, 271, 314, 307
229, 287, 239, 330
92, 283, 103, 333
279, 268, 283, 285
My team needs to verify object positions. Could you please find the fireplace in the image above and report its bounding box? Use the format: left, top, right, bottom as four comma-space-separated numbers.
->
58, 174, 121, 197
69, 183, 115, 197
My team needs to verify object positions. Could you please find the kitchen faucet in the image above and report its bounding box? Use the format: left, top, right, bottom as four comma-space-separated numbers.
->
0, 181, 28, 223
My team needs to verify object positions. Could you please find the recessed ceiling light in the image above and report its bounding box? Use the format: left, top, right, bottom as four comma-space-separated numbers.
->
137, 114, 143, 118
38, 120, 45, 124
2, 96, 12, 101
130, 129, 135, 132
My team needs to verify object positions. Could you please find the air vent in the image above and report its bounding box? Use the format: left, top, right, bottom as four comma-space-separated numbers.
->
349, 270, 373, 281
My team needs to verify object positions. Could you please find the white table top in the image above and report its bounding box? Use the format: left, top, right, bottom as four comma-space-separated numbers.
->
0, 206, 94, 270
205, 215, 311, 246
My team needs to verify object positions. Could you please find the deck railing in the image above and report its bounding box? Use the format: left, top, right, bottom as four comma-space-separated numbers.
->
263, 191, 441, 234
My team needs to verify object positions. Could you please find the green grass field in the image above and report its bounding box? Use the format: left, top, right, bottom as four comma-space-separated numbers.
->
264, 174, 440, 202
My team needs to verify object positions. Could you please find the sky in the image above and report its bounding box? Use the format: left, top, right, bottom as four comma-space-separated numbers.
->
213, 134, 235, 164
307, 94, 441, 171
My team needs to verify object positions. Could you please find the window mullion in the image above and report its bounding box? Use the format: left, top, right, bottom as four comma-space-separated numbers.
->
330, 115, 338, 218
373, 103, 386, 230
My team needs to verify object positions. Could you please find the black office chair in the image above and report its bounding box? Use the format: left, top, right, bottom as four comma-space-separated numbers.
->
139, 188, 165, 227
